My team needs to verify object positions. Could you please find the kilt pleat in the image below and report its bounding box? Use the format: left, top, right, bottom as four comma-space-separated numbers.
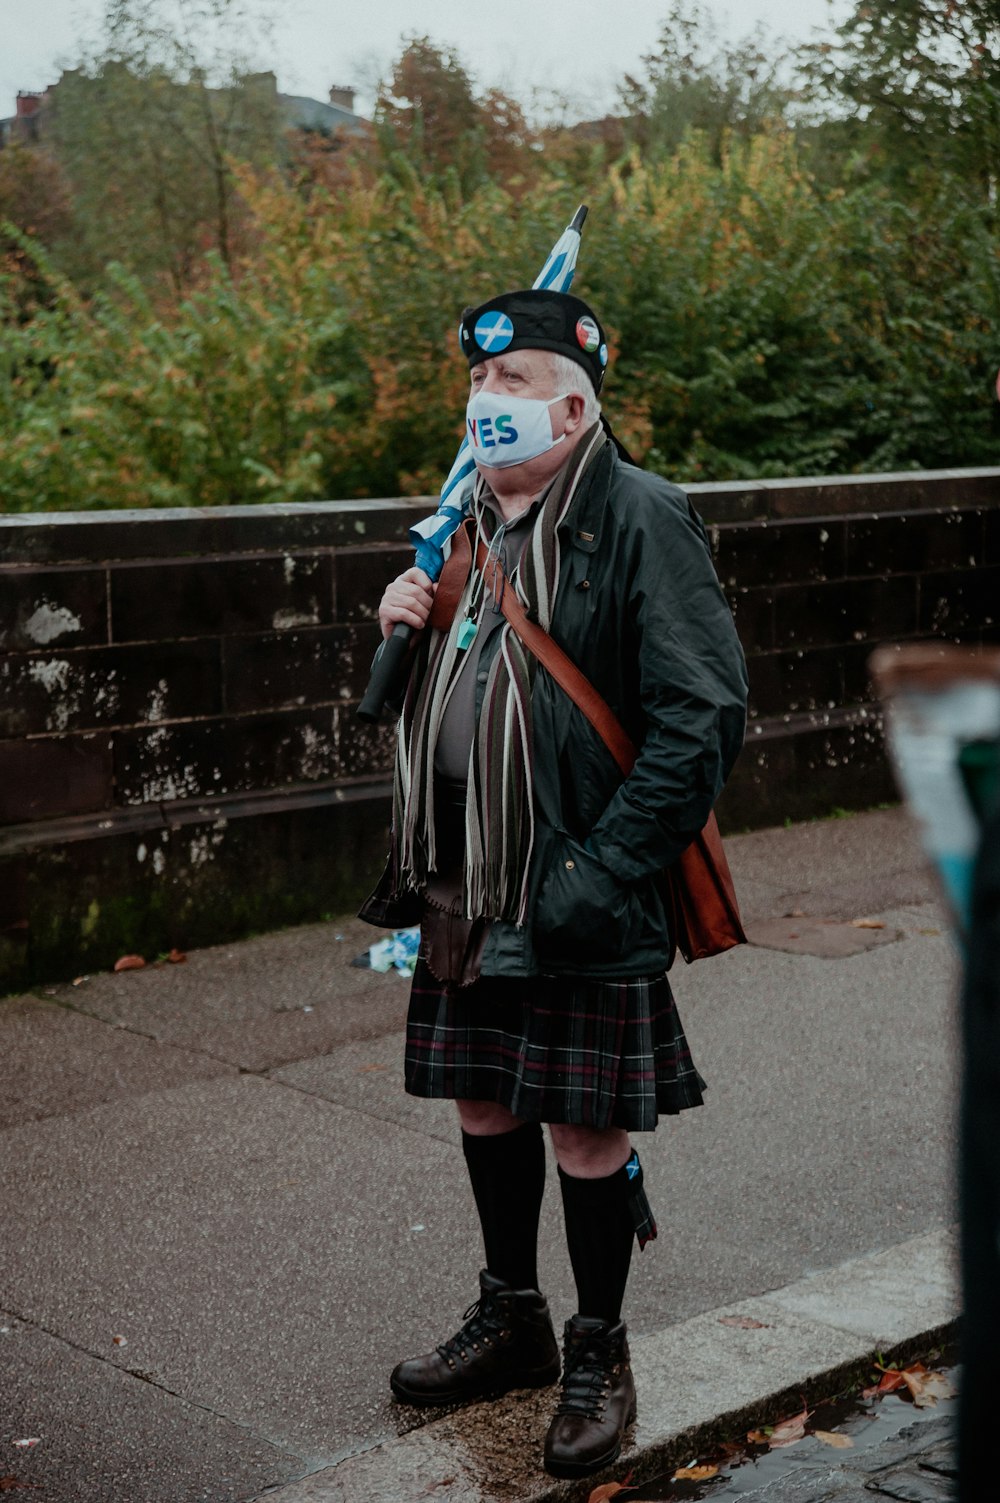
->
404, 958, 706, 1132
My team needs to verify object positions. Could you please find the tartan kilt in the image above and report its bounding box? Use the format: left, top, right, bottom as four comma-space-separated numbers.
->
404, 957, 706, 1133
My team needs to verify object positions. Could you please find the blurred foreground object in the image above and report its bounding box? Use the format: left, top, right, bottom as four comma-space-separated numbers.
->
870, 645, 1000, 941
871, 644, 1000, 1503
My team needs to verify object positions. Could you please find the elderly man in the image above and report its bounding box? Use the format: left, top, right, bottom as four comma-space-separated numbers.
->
361, 288, 747, 1479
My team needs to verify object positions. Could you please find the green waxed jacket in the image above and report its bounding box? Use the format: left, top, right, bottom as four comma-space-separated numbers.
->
360, 441, 749, 977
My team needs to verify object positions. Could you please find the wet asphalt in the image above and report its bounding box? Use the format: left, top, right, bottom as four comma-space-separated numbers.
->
0, 807, 961, 1501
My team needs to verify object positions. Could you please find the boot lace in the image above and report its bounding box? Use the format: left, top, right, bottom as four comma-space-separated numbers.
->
555, 1331, 615, 1418
436, 1291, 509, 1366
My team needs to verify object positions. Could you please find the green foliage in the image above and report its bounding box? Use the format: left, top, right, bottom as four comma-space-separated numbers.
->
373, 35, 535, 193
49, 0, 284, 290
375, 34, 486, 192
583, 137, 1000, 479
0, 142, 73, 245
799, 0, 1000, 201
0, 212, 367, 510
1, 6, 998, 512
619, 0, 794, 164
4, 131, 996, 512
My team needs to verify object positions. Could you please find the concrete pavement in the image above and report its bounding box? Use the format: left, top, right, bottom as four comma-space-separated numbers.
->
0, 807, 961, 1501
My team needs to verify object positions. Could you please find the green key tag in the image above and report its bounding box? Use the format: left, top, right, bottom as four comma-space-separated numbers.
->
456, 617, 479, 651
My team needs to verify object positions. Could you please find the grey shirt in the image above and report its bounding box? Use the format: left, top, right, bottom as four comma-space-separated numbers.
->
432, 499, 540, 785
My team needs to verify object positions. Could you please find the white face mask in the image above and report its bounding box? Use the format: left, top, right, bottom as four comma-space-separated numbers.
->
465, 388, 570, 470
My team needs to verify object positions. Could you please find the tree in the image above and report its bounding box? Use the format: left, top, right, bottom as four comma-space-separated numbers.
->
619, 1, 794, 163
0, 143, 73, 246
372, 36, 538, 192
799, 0, 1000, 200
375, 36, 486, 189
478, 87, 536, 185
0, 144, 74, 318
49, 0, 284, 290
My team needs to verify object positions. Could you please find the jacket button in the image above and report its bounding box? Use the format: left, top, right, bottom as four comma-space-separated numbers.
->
580, 579, 591, 590
565, 859, 575, 871
476, 670, 488, 683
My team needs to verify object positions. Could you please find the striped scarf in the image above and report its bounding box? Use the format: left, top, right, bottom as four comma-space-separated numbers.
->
395, 423, 607, 924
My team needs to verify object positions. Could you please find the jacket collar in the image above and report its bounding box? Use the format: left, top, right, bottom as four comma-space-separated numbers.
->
559, 433, 616, 556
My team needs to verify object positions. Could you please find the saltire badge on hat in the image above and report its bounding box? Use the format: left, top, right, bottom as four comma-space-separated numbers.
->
474, 310, 515, 353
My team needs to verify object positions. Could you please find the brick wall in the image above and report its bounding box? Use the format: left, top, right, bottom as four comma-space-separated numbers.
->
2, 468, 998, 990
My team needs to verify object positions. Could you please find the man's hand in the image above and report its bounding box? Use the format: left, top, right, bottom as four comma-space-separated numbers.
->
378, 567, 436, 640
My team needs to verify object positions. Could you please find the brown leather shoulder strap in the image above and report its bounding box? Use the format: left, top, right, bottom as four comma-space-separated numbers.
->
477, 542, 637, 780
428, 518, 473, 631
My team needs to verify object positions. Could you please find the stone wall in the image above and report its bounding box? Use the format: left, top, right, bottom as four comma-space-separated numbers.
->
2, 467, 998, 991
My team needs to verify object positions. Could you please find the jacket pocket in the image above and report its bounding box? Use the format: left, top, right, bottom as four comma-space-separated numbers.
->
533, 833, 644, 968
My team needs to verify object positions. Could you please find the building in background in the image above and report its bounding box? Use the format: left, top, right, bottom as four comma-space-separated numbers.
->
0, 73, 366, 149
0, 89, 52, 146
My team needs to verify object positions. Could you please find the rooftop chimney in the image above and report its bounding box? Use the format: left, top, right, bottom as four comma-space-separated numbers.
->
328, 85, 355, 114
16, 91, 47, 118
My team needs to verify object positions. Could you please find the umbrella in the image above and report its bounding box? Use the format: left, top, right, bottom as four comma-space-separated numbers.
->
356, 204, 588, 722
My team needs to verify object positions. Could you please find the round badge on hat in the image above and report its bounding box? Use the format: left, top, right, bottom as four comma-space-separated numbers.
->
474, 310, 515, 353
599, 342, 609, 367
576, 316, 600, 354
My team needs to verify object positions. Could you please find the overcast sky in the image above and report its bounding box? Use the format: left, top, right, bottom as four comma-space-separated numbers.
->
2, 0, 853, 122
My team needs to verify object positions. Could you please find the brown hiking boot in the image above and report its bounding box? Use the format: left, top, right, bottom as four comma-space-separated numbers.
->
543, 1315, 636, 1478
389, 1269, 560, 1407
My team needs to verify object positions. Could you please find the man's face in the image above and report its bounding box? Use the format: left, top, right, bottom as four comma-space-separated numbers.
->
469, 349, 566, 413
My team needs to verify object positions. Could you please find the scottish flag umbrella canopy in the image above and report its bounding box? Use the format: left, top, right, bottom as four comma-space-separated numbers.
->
356, 204, 589, 720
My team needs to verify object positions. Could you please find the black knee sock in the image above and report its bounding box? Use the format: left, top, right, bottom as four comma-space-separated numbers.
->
462, 1122, 546, 1292
558, 1149, 655, 1324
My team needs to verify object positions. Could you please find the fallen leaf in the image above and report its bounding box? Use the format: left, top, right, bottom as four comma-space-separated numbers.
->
112, 1334, 128, 1347
0, 1480, 39, 1493
814, 1430, 854, 1449
586, 1486, 627, 1503
747, 1428, 771, 1445
899, 1365, 956, 1407
356, 1063, 387, 1074
719, 1315, 769, 1329
871, 1361, 914, 1398
72, 976, 89, 986
851, 919, 885, 930
673, 1464, 719, 1480
166, 948, 187, 964
11, 1442, 40, 1450
113, 954, 145, 972
917, 927, 941, 936
769, 1405, 812, 1447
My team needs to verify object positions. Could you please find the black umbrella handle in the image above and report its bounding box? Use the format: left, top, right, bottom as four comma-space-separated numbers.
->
356, 623, 411, 723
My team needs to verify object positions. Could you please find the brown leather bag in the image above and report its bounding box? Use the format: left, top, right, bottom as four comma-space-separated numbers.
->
474, 541, 747, 964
